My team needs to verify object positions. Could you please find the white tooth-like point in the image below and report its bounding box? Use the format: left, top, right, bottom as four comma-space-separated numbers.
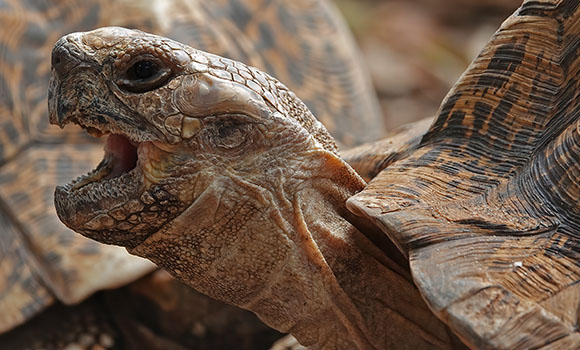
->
182, 117, 201, 139
164, 114, 183, 136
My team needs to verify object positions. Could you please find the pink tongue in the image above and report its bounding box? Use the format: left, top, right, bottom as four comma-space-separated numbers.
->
104, 134, 138, 178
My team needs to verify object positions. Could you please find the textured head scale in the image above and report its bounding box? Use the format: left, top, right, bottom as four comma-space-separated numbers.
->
50, 27, 338, 152
49, 26, 342, 249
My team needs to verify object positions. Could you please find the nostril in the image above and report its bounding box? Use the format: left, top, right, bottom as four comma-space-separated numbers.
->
51, 44, 79, 76
51, 46, 67, 72
51, 52, 61, 67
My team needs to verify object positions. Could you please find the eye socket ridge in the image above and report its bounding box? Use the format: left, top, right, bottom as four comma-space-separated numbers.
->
116, 55, 173, 93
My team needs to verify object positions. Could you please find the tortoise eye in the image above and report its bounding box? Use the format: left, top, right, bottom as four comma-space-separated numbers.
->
131, 60, 157, 80
117, 58, 172, 93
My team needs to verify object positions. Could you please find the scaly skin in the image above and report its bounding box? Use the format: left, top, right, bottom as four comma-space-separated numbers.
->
0, 0, 385, 333
49, 27, 462, 349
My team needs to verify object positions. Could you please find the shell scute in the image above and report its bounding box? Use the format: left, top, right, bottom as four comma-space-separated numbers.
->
349, 1, 580, 348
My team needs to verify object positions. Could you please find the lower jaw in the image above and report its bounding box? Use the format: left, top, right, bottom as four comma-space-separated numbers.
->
54, 166, 144, 232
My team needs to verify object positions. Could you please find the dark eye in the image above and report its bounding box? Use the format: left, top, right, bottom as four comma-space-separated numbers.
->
132, 60, 157, 79
116, 58, 173, 93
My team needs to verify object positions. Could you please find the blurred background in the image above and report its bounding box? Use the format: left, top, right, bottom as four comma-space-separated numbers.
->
335, 0, 521, 130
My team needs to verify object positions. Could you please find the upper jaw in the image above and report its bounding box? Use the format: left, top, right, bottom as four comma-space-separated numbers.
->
48, 70, 162, 145
48, 33, 165, 144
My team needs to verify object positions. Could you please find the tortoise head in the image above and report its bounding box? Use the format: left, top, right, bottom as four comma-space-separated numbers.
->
49, 26, 342, 249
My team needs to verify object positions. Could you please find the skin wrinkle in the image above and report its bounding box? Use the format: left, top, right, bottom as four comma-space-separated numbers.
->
291, 194, 373, 350
294, 173, 445, 348
227, 167, 273, 208
238, 153, 373, 347
50, 27, 458, 349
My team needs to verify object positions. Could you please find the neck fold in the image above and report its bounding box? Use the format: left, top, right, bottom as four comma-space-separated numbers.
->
246, 154, 457, 349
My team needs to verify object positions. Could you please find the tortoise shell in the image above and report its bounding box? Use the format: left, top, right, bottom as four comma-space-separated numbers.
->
349, 0, 580, 348
0, 0, 383, 333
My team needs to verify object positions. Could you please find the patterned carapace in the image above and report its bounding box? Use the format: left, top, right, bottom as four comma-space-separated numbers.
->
349, 0, 580, 348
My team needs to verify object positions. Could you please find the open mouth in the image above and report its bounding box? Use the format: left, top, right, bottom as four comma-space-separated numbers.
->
69, 125, 140, 191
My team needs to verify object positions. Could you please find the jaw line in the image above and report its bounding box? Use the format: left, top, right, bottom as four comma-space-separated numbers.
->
128, 178, 217, 253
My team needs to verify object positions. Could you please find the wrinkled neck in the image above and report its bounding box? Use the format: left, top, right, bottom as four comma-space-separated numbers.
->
131, 151, 460, 349
244, 173, 369, 349
245, 155, 456, 349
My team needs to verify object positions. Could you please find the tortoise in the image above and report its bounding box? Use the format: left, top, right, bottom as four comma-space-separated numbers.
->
0, 0, 385, 348
48, 25, 462, 350
49, 0, 580, 348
